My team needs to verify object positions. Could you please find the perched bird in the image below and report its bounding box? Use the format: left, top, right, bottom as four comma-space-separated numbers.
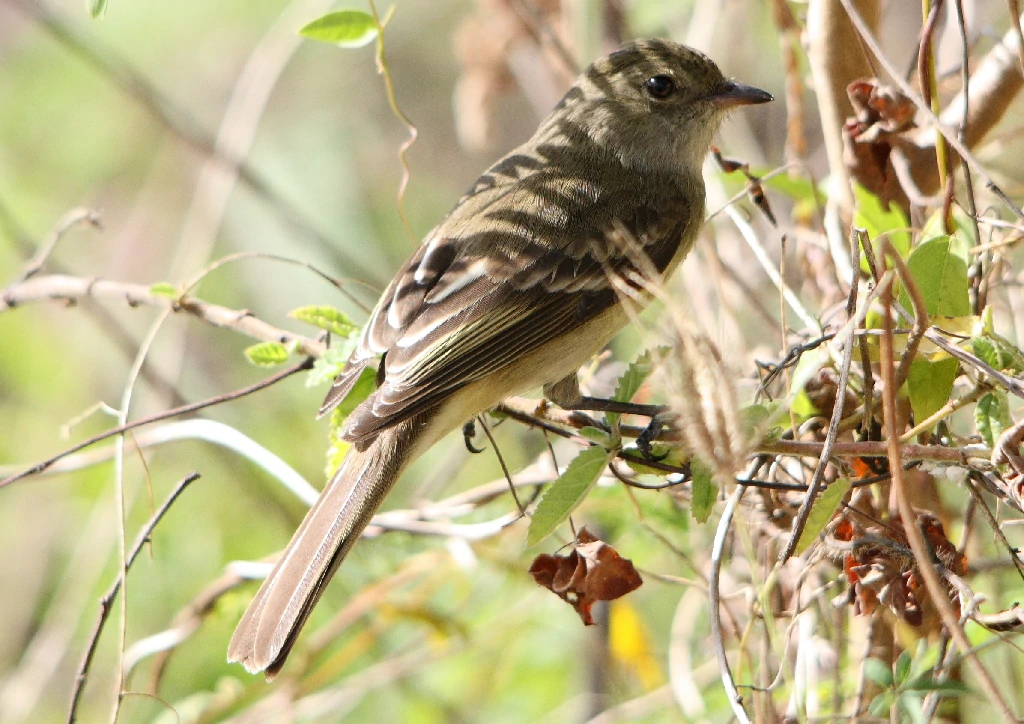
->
229, 38, 771, 677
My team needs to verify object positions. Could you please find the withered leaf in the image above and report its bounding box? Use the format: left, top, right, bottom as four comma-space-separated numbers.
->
528, 527, 643, 625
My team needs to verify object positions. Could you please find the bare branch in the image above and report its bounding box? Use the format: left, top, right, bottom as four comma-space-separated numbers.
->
2, 274, 325, 358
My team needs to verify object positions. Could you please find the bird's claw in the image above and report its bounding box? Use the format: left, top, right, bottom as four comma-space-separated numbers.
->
463, 420, 486, 453
636, 415, 669, 461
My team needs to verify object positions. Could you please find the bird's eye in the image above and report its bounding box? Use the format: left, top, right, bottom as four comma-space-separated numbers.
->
644, 75, 676, 99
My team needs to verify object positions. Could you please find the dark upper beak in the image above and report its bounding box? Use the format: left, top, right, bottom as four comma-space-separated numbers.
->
707, 81, 773, 107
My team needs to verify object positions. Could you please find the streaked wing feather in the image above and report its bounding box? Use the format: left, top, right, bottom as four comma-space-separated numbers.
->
326, 139, 694, 440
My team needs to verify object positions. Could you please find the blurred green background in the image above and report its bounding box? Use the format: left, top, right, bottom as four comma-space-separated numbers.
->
4, 0, 1020, 722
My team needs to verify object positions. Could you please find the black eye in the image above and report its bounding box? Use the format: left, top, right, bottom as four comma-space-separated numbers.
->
644, 75, 676, 99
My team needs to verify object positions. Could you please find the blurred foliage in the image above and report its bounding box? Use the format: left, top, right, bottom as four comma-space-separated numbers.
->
4, 1, 1024, 723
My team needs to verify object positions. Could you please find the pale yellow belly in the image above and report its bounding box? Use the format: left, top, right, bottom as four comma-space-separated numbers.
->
408, 302, 630, 458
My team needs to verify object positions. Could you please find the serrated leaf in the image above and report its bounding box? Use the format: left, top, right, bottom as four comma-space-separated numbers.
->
299, 10, 378, 47
864, 657, 894, 687
900, 236, 970, 319
527, 446, 613, 547
907, 358, 958, 425
149, 282, 178, 298
609, 349, 660, 426
795, 478, 851, 554
972, 333, 1024, 374
976, 391, 1011, 448
244, 341, 291, 367
578, 426, 615, 446
289, 305, 360, 338
690, 460, 717, 524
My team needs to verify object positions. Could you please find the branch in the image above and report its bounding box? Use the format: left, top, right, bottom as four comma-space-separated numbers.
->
903, 12, 1024, 196
1, 274, 325, 358
0, 358, 314, 490
67, 472, 200, 724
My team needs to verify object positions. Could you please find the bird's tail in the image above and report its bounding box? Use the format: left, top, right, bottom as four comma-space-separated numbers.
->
228, 416, 422, 678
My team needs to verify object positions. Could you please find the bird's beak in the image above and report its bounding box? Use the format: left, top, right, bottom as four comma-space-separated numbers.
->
706, 81, 773, 107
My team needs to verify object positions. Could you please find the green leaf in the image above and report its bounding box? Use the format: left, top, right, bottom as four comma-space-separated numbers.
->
854, 182, 910, 270
244, 341, 291, 367
690, 460, 717, 524
972, 333, 1024, 375
527, 446, 613, 547
864, 657, 894, 688
786, 345, 827, 422
895, 651, 912, 686
88, 0, 107, 19
900, 236, 970, 318
624, 444, 688, 476
299, 10, 378, 48
578, 426, 616, 447
920, 206, 977, 248
333, 366, 376, 419
609, 349, 659, 426
976, 391, 1012, 448
761, 171, 817, 203
795, 478, 851, 554
869, 692, 895, 717
149, 282, 178, 298
790, 390, 820, 421
323, 366, 378, 478
306, 341, 362, 388
289, 305, 360, 338
906, 358, 958, 425
741, 403, 782, 442
903, 676, 970, 694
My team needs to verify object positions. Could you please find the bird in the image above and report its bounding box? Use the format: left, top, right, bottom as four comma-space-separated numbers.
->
228, 37, 771, 678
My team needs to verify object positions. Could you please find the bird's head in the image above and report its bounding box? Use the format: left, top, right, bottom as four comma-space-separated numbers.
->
553, 39, 772, 174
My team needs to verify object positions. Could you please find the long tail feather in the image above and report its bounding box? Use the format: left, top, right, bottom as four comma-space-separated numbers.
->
228, 416, 421, 678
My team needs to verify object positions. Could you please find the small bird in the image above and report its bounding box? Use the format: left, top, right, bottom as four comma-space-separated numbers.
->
228, 38, 771, 677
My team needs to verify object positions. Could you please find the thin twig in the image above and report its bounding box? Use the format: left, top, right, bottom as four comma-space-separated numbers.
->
779, 231, 860, 563
0, 358, 313, 490
954, 0, 986, 313
1, 273, 325, 358
839, 0, 1024, 222
883, 242, 928, 390
476, 415, 526, 516
368, 0, 418, 245
1008, 0, 1024, 76
879, 254, 1017, 723
709, 461, 760, 724
67, 472, 200, 724
15, 208, 101, 283
925, 328, 1024, 399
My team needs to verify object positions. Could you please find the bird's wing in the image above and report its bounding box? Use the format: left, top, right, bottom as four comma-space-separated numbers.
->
322, 145, 696, 442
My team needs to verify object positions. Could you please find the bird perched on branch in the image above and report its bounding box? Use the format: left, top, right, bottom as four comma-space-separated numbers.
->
229, 37, 771, 678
